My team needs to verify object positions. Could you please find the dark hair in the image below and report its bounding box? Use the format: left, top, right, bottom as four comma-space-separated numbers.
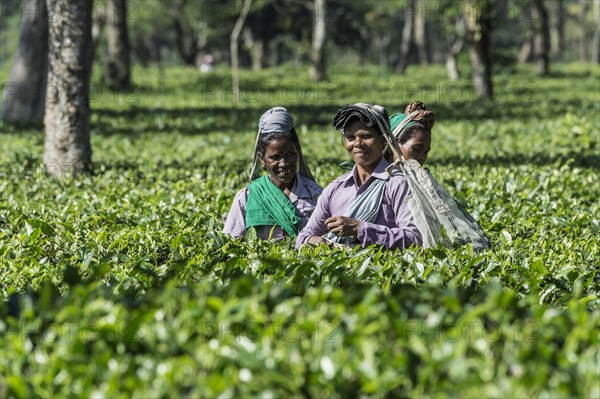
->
397, 122, 430, 144
384, 122, 431, 161
256, 128, 301, 158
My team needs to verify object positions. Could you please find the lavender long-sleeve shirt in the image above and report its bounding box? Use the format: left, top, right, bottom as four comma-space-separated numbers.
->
296, 158, 422, 250
223, 173, 323, 240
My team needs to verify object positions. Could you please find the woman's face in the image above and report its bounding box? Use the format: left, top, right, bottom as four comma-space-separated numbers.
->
400, 128, 431, 165
261, 138, 298, 187
343, 119, 385, 170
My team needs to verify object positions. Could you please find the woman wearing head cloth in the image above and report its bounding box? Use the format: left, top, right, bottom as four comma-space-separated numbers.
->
296, 103, 422, 250
388, 101, 491, 251
388, 101, 435, 165
223, 107, 323, 240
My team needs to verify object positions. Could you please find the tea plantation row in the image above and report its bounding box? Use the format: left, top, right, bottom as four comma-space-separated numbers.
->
1, 64, 598, 397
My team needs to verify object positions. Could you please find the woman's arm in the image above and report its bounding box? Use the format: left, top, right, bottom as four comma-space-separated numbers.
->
356, 177, 422, 249
295, 187, 333, 248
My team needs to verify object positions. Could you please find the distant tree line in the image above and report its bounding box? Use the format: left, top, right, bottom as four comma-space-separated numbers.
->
124, 0, 599, 76
1, 0, 599, 175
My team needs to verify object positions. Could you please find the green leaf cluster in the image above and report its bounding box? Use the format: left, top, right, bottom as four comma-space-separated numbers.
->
1, 63, 598, 397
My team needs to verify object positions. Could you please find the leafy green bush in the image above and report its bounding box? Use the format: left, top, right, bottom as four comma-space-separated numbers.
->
1, 64, 598, 397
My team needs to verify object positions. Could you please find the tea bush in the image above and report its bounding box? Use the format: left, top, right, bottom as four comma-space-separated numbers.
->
1, 63, 598, 397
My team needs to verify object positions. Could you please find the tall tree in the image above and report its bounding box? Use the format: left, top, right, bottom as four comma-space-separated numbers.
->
242, 28, 264, 72
553, 0, 565, 59
44, 0, 93, 176
396, 0, 415, 73
309, 0, 327, 81
518, 1, 535, 64
104, 0, 131, 90
446, 18, 465, 81
518, 32, 533, 64
0, 0, 48, 122
414, 0, 429, 65
464, 0, 494, 100
231, 0, 253, 102
172, 0, 201, 66
533, 0, 550, 76
593, 0, 600, 64
91, 3, 106, 55
578, 0, 588, 61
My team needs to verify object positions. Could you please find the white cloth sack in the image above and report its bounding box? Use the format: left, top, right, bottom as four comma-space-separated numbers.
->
390, 159, 490, 251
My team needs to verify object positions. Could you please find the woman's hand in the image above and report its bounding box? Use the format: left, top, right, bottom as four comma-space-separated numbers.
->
325, 216, 360, 238
307, 236, 332, 246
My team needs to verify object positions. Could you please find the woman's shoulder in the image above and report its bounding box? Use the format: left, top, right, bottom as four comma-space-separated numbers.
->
382, 167, 411, 198
232, 186, 250, 203
320, 170, 354, 195
297, 174, 323, 190
330, 170, 353, 185
296, 174, 324, 199
387, 167, 408, 181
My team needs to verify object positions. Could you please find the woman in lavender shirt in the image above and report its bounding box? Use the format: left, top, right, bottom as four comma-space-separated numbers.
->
296, 104, 422, 250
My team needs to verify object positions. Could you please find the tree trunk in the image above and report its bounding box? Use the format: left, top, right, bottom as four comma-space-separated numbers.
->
495, 0, 509, 25
309, 0, 327, 81
553, 0, 565, 58
44, 0, 93, 176
396, 0, 415, 73
464, 0, 493, 100
104, 0, 131, 91
172, 0, 198, 66
377, 31, 392, 68
91, 4, 105, 55
0, 0, 48, 122
446, 38, 463, 81
231, 0, 252, 102
593, 0, 600, 63
446, 18, 465, 81
533, 0, 550, 76
267, 40, 279, 67
579, 0, 588, 61
253, 40, 264, 72
414, 0, 429, 65
132, 36, 152, 67
243, 28, 264, 72
518, 33, 533, 63
173, 19, 195, 65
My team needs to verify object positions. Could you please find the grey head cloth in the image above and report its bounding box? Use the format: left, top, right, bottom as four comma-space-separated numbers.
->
250, 107, 314, 182
258, 106, 294, 134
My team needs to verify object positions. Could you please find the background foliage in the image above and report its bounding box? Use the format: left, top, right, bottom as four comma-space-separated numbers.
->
2, 0, 600, 70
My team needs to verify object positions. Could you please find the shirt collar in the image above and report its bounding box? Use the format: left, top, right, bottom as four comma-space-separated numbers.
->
264, 173, 311, 203
370, 157, 391, 180
289, 173, 311, 201
343, 157, 390, 185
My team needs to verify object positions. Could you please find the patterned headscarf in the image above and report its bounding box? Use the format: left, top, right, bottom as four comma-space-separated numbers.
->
332, 103, 404, 165
389, 101, 435, 143
333, 103, 390, 132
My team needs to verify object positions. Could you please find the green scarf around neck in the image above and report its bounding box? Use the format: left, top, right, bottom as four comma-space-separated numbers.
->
245, 176, 301, 237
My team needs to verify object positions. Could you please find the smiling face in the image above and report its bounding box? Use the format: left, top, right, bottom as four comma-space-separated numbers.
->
400, 128, 431, 165
260, 138, 298, 188
343, 119, 385, 172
